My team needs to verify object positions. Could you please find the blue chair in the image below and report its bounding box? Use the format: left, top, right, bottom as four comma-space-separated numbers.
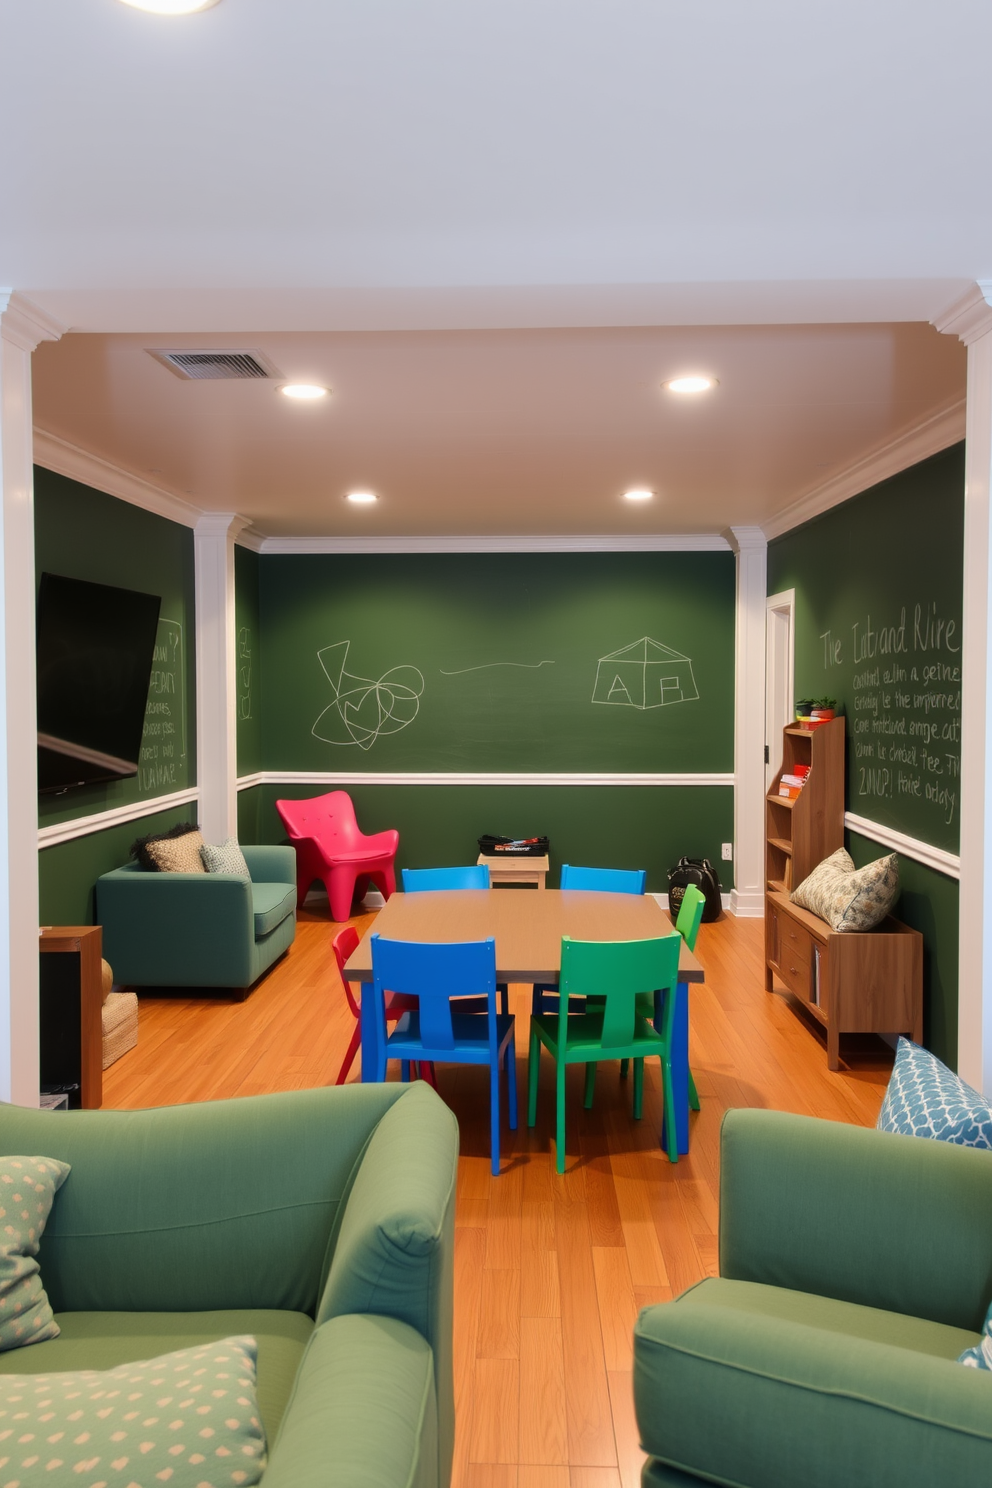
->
534, 863, 648, 1015
370, 933, 517, 1175
401, 865, 490, 892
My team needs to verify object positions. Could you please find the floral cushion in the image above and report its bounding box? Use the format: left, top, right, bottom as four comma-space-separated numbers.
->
876, 1037, 992, 1149
0, 1156, 70, 1352
201, 837, 251, 878
791, 847, 899, 932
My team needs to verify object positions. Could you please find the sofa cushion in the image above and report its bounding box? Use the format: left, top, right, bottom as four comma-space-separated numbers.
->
0, 1333, 266, 1488
252, 883, 298, 938
877, 1036, 992, 1149
0, 1155, 70, 1352
0, 1310, 313, 1446
791, 845, 900, 931
634, 1277, 992, 1488
202, 836, 251, 878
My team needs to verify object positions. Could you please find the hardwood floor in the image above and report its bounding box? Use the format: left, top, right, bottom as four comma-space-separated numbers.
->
103, 904, 893, 1488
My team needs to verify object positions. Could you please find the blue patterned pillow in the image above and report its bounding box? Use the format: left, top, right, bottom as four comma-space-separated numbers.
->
876, 1038, 992, 1148
959, 1301, 992, 1369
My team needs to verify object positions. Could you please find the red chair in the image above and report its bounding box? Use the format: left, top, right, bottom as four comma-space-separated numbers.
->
275, 790, 398, 922
331, 926, 436, 1088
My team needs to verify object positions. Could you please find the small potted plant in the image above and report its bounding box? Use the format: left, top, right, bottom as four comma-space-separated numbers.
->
795, 697, 815, 721
811, 697, 836, 721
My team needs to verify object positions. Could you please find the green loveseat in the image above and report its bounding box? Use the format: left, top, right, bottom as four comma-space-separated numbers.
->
0, 1081, 457, 1488
96, 845, 297, 996
634, 1109, 992, 1488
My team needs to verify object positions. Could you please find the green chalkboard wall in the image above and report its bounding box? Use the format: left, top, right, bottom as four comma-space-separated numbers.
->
258, 552, 735, 772
768, 445, 964, 853
235, 545, 261, 776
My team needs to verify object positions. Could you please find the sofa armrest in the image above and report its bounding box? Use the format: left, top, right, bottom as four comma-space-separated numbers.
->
244, 844, 297, 885
719, 1109, 992, 1331
264, 1314, 439, 1488
97, 866, 256, 985
316, 1082, 458, 1488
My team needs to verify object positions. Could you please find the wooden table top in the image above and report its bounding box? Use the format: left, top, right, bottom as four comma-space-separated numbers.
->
343, 889, 704, 985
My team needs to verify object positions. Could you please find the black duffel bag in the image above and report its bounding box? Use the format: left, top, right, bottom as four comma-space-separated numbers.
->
668, 857, 723, 922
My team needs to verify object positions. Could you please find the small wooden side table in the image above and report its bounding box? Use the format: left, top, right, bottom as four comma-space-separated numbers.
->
39, 925, 103, 1109
477, 854, 550, 890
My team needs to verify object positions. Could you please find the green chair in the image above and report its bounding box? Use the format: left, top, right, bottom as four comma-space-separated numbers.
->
634, 1108, 992, 1486
620, 883, 706, 1110
527, 933, 681, 1171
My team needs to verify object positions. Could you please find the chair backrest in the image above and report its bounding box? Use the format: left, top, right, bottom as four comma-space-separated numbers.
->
674, 883, 706, 951
558, 934, 681, 1050
402, 865, 490, 892
560, 863, 647, 895
275, 790, 361, 848
371, 933, 497, 1052
331, 924, 361, 1018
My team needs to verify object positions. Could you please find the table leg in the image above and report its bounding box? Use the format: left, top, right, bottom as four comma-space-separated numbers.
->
359, 979, 378, 1082
661, 981, 690, 1156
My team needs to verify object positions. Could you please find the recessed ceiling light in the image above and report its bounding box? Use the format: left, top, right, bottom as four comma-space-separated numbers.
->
346, 491, 378, 504
280, 384, 329, 401
118, 0, 220, 12
623, 488, 654, 502
663, 375, 718, 394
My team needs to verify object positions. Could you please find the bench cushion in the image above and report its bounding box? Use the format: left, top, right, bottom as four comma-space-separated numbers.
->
252, 883, 298, 939
0, 1310, 313, 1445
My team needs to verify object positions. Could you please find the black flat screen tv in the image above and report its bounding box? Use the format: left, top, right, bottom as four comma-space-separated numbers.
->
36, 572, 162, 796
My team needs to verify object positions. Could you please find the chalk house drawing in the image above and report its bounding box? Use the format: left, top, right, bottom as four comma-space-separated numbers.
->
312, 640, 425, 750
592, 637, 699, 709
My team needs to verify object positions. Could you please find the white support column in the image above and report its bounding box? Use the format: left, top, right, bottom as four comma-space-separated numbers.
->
726, 526, 767, 917
934, 283, 992, 1091
0, 293, 64, 1105
194, 513, 249, 845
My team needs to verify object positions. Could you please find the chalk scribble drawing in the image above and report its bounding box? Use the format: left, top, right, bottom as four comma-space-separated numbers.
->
312, 640, 425, 750
440, 660, 555, 675
238, 626, 252, 720
592, 637, 699, 708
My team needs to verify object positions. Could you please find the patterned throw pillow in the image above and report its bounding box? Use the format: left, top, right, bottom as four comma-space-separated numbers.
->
791, 847, 899, 932
959, 1301, 992, 1369
146, 829, 206, 874
876, 1037, 992, 1148
130, 823, 204, 873
0, 1335, 266, 1487
201, 837, 251, 878
0, 1156, 70, 1352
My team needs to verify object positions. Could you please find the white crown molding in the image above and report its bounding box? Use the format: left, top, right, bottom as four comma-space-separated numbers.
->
762, 395, 966, 541
195, 511, 251, 538
931, 281, 992, 346
235, 527, 267, 553
32, 428, 206, 530
237, 770, 733, 788
37, 787, 200, 850
724, 525, 767, 554
246, 532, 732, 555
0, 292, 66, 353
844, 811, 960, 880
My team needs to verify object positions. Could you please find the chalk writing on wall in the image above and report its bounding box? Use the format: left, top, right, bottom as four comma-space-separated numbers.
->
820, 601, 960, 829
138, 617, 186, 793
238, 626, 253, 720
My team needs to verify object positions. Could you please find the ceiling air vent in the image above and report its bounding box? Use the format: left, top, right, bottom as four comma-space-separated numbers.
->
147, 349, 282, 381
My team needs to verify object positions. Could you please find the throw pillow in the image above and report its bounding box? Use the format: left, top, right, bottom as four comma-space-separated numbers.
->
130, 822, 203, 873
201, 837, 251, 878
0, 1335, 266, 1487
0, 1155, 70, 1352
145, 829, 206, 875
959, 1301, 992, 1369
791, 846, 899, 932
877, 1037, 992, 1148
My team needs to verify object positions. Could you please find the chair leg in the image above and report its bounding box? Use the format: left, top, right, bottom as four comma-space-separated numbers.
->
505, 1032, 518, 1130
490, 1056, 501, 1177
401, 1060, 411, 1082
660, 1057, 679, 1163
583, 1061, 597, 1109
380, 862, 397, 900
619, 1057, 629, 1079
633, 1058, 644, 1119
689, 1068, 700, 1111
334, 1023, 362, 1085
527, 1027, 541, 1127
327, 868, 359, 923
555, 1061, 567, 1174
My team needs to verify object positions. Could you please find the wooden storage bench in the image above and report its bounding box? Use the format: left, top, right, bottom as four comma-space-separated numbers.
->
765, 890, 923, 1070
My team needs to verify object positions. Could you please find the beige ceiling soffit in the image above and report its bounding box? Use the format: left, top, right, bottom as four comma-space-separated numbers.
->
931, 281, 992, 345
31, 428, 205, 529
761, 395, 966, 543
250, 533, 733, 555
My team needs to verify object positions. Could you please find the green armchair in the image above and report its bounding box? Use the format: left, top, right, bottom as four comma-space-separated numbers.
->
97, 844, 297, 996
0, 1081, 457, 1488
634, 1109, 992, 1487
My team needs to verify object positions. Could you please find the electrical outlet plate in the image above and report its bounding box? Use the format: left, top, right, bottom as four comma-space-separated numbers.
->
721, 842, 733, 860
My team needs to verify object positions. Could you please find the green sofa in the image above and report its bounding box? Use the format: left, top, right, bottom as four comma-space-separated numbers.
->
634, 1109, 992, 1488
0, 1081, 457, 1488
96, 844, 297, 996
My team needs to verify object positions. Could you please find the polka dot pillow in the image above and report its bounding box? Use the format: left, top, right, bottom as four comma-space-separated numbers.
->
0, 1335, 266, 1487
0, 1156, 70, 1353
876, 1037, 992, 1148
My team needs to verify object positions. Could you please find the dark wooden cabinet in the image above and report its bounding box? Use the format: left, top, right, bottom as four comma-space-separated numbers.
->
39, 926, 103, 1109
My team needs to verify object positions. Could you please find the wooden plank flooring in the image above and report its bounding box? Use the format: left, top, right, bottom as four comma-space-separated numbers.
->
103, 904, 893, 1488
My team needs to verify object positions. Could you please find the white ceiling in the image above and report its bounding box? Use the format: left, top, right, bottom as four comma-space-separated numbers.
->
4, 2, 985, 536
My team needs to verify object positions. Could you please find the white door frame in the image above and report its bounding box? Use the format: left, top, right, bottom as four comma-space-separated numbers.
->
765, 589, 795, 790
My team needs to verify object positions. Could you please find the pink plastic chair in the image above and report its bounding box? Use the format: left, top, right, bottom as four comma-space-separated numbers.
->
331, 925, 436, 1089
276, 790, 399, 922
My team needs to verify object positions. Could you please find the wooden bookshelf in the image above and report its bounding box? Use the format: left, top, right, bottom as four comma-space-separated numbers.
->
764, 716, 845, 894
